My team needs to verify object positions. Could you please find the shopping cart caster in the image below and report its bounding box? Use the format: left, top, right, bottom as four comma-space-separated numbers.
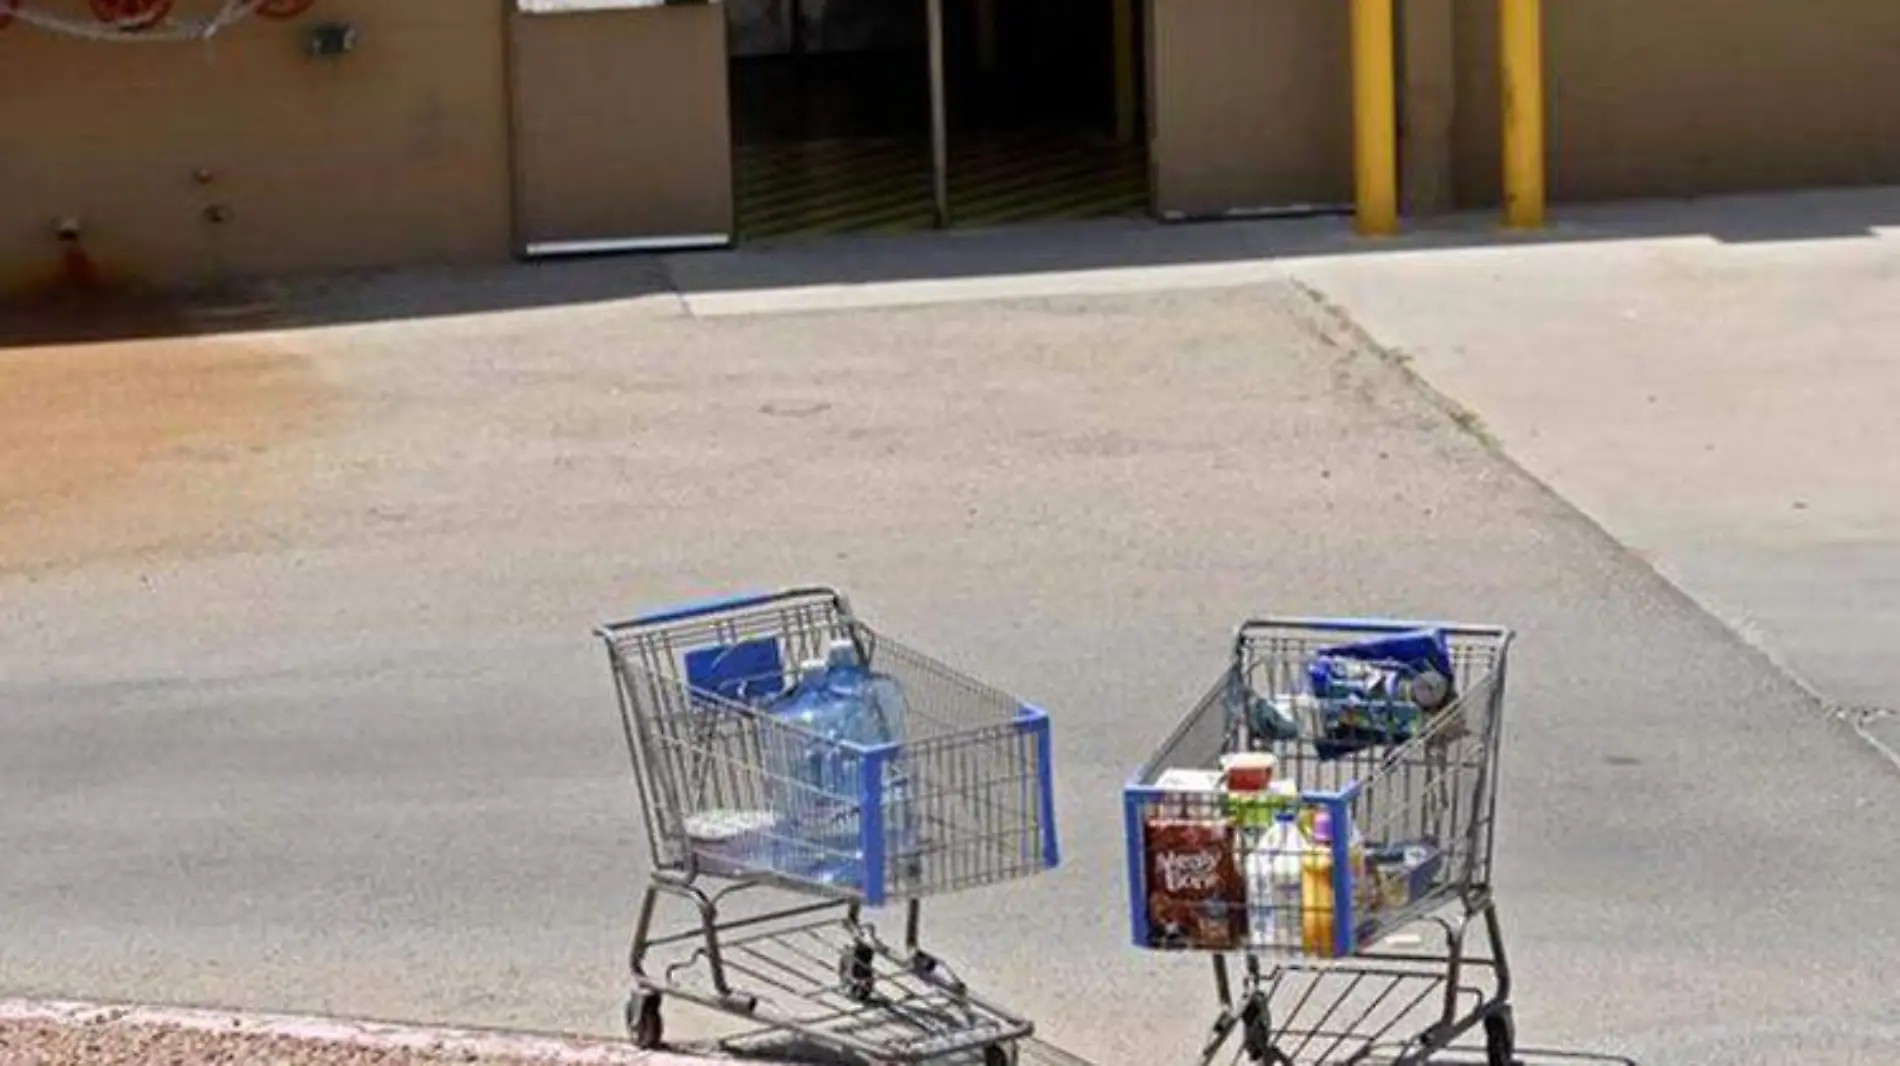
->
625, 991, 663, 1050
982, 1042, 1019, 1066
1483, 1006, 1516, 1066
840, 943, 878, 1001
1239, 995, 1292, 1066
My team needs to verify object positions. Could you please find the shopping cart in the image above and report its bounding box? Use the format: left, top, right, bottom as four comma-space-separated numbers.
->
598, 587, 1061, 1065
1123, 617, 1516, 1066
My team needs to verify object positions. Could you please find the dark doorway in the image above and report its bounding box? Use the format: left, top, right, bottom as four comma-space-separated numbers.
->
937, 0, 1149, 227
726, 0, 935, 240
727, 0, 1148, 240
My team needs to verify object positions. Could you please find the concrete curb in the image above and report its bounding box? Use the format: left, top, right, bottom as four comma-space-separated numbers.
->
0, 998, 753, 1065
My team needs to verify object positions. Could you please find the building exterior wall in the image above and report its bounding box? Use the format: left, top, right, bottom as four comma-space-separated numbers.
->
509, 6, 733, 251
7, 0, 1900, 290
1146, 0, 1352, 218
0, 1, 511, 294
1398, 0, 1457, 216
1450, 0, 1900, 206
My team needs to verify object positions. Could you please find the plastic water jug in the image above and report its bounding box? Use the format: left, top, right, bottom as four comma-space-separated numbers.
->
821, 638, 918, 872
770, 658, 864, 886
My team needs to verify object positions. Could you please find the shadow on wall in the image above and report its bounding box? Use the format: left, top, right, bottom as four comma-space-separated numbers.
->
3, 182, 1895, 349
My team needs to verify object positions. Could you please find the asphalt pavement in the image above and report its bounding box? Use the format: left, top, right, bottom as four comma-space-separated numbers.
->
3, 218, 1898, 1066
1284, 185, 1900, 767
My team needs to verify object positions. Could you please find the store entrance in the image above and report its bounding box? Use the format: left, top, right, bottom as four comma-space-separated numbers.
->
726, 0, 1148, 241
727, 0, 935, 241
938, 0, 1149, 227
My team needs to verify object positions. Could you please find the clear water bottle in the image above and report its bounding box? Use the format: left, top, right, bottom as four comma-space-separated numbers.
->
823, 638, 901, 743
770, 658, 862, 887
821, 638, 917, 875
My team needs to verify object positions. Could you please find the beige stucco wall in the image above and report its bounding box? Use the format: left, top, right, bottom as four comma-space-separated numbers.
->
1146, 0, 1352, 217
509, 6, 732, 249
0, 1, 511, 293
9, 0, 1899, 285
1452, 0, 1900, 206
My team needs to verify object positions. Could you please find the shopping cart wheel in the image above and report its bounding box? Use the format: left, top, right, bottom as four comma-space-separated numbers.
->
982, 1042, 1018, 1066
1236, 993, 1293, 1065
626, 992, 663, 1050
1483, 1006, 1516, 1066
840, 943, 877, 1001
1239, 993, 1271, 1064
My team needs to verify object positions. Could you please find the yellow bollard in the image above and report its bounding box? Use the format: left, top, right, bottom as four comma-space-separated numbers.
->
1350, 0, 1400, 237
1500, 0, 1546, 228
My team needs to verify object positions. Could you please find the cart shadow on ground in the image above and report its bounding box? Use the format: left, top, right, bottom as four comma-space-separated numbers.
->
678, 1034, 1640, 1065
1435, 1050, 1640, 1066
692, 1032, 1098, 1064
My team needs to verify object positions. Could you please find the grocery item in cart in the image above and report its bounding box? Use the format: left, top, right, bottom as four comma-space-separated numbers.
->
1243, 691, 1312, 745
1366, 839, 1444, 913
1218, 751, 1277, 791
1299, 808, 1340, 957
1144, 815, 1246, 950
684, 809, 782, 876
769, 659, 873, 886
1296, 807, 1373, 956
820, 637, 919, 858
766, 644, 924, 888
1308, 628, 1458, 757
1218, 752, 1282, 831
1152, 768, 1225, 817
1243, 808, 1307, 949
822, 638, 909, 744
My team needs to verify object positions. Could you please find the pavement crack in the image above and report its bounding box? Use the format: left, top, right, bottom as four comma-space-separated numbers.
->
1848, 706, 1900, 774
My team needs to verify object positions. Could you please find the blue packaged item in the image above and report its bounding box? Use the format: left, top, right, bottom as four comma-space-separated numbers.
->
1317, 628, 1455, 682
1307, 628, 1456, 759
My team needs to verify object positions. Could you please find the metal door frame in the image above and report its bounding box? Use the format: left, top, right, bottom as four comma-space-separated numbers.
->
927, 0, 949, 226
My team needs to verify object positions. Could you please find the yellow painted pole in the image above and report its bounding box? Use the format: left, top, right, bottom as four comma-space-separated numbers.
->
1350, 0, 1400, 237
1500, 0, 1546, 228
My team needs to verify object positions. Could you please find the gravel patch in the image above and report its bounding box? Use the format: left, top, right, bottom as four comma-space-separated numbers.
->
0, 1018, 504, 1066
0, 1002, 709, 1066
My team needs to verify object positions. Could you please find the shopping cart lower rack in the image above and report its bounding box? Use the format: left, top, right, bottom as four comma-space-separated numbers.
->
598, 587, 1061, 1065
1123, 617, 1517, 1066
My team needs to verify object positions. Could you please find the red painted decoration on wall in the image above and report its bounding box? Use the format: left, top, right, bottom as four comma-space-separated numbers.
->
257, 0, 317, 18
90, 0, 174, 32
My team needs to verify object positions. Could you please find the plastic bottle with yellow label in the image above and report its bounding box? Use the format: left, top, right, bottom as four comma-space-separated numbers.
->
1301, 809, 1337, 956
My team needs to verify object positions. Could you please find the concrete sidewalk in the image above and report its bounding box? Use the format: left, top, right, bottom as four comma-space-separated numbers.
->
1282, 184, 1900, 762
0, 997, 731, 1065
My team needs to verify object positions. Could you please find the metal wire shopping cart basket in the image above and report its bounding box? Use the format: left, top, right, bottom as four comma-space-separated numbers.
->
598, 587, 1061, 1065
1123, 617, 1516, 1066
